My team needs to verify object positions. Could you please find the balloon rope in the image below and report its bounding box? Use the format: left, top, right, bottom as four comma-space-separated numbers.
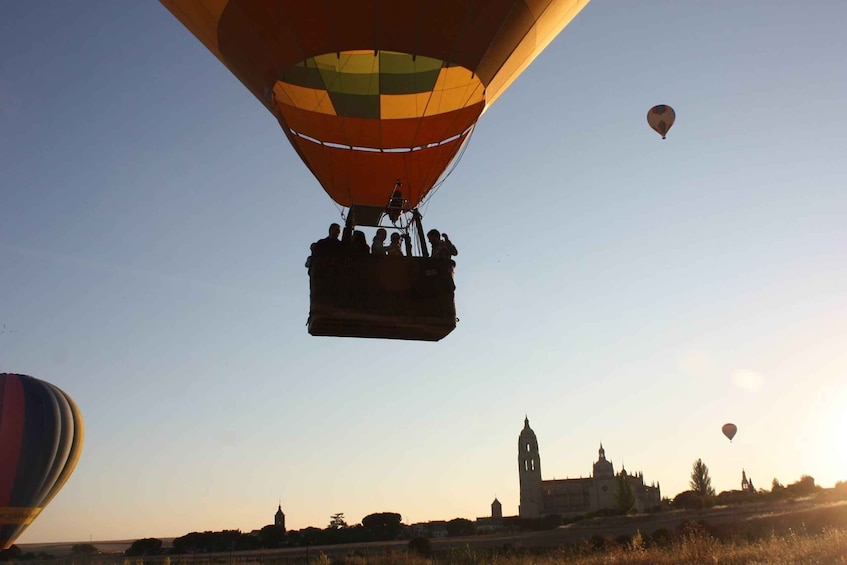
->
421, 124, 476, 216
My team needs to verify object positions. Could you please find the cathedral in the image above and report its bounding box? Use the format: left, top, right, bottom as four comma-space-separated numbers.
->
518, 417, 661, 517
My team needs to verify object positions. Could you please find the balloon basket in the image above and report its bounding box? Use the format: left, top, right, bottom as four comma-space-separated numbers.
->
307, 256, 457, 341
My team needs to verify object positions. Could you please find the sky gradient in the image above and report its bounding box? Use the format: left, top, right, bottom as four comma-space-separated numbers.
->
2, 0, 846, 544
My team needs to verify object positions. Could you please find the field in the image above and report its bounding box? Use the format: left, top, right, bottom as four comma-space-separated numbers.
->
16, 499, 847, 564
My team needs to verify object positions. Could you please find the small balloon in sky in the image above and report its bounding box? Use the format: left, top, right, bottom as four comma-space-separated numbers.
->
722, 422, 738, 442
647, 104, 676, 139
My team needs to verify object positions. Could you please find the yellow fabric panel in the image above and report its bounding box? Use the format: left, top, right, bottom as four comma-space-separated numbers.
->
435, 65, 479, 91
379, 92, 433, 120
0, 508, 42, 526
310, 51, 383, 77
272, 83, 295, 108
425, 81, 484, 117
159, 0, 228, 60
274, 83, 336, 116
485, 0, 590, 110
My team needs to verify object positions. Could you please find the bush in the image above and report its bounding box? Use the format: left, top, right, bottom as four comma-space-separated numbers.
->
72, 544, 98, 555
673, 489, 714, 509
407, 536, 431, 556
125, 538, 163, 556
647, 527, 673, 547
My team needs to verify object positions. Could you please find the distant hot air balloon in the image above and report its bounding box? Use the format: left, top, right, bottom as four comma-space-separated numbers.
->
722, 423, 737, 442
647, 104, 675, 139
0, 374, 84, 550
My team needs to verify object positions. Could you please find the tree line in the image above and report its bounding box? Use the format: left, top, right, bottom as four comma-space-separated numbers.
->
6, 462, 843, 561
672, 458, 836, 510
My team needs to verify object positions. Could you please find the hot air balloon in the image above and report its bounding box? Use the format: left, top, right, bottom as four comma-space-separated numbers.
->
0, 373, 84, 550
647, 104, 675, 139
722, 423, 737, 442
160, 0, 592, 340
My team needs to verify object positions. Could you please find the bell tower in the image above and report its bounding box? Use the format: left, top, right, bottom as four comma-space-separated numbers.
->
274, 503, 286, 532
518, 416, 543, 517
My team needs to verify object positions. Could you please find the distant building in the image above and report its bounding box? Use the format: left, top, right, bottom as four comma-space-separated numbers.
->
475, 497, 505, 533
274, 504, 286, 533
518, 417, 661, 517
491, 497, 502, 519
741, 469, 755, 493
410, 520, 448, 538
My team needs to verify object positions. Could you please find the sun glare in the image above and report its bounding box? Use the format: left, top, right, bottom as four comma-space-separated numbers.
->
811, 388, 847, 487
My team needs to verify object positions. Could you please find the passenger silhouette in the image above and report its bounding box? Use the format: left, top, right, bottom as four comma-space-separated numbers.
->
371, 228, 389, 256
351, 230, 370, 256
311, 223, 342, 256
387, 233, 404, 256
427, 229, 457, 260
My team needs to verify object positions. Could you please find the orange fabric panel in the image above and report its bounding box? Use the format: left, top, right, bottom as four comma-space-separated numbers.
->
525, 0, 556, 17
375, 1, 420, 57
291, 136, 467, 207
416, 0, 476, 67
279, 105, 383, 149
381, 102, 483, 147
448, 0, 515, 80
324, 0, 376, 51
215, 2, 291, 112
476, 3, 537, 87
277, 1, 335, 60
239, 2, 306, 70
486, 0, 589, 107
278, 104, 349, 143
278, 102, 483, 149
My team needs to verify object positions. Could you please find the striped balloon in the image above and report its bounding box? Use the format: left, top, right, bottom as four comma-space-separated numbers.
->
0, 374, 84, 550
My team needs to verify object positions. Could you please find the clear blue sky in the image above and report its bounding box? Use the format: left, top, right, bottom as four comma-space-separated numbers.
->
3, 0, 846, 544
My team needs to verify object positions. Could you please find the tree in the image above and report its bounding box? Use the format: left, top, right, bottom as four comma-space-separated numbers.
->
445, 518, 475, 537
361, 512, 403, 541
786, 475, 818, 496
689, 458, 715, 496
71, 544, 98, 555
328, 512, 348, 529
125, 538, 162, 556
258, 525, 285, 549
614, 472, 636, 514
673, 490, 707, 509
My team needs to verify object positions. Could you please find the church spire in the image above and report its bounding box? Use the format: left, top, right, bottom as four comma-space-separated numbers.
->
274, 502, 286, 532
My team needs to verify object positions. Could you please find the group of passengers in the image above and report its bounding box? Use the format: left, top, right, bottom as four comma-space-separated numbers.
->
307, 223, 457, 264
